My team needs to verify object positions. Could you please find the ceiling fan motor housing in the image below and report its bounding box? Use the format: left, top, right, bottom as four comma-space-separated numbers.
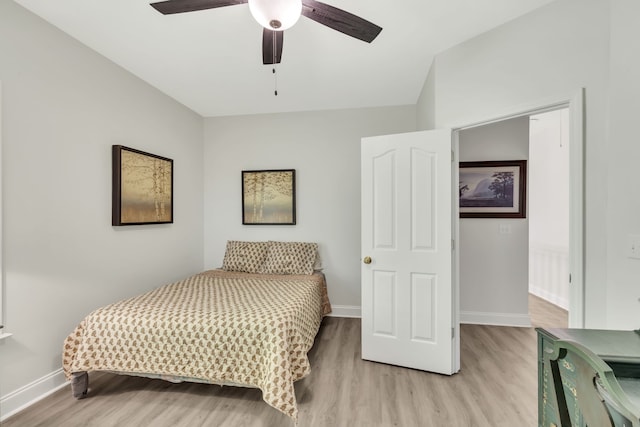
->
248, 0, 302, 31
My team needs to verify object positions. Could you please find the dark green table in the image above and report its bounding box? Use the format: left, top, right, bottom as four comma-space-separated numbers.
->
537, 328, 640, 427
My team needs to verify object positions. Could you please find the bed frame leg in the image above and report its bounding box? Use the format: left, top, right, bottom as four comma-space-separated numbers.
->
71, 372, 88, 399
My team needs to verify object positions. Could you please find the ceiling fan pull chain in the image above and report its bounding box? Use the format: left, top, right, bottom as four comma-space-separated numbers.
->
272, 30, 278, 96
273, 67, 278, 96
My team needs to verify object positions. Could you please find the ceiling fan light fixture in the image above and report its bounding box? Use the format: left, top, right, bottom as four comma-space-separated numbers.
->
248, 0, 302, 31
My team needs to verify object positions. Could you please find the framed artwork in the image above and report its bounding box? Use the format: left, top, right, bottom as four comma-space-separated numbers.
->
112, 145, 173, 226
242, 169, 296, 225
459, 160, 527, 218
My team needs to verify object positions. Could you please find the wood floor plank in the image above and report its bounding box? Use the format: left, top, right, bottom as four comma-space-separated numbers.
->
3, 295, 564, 426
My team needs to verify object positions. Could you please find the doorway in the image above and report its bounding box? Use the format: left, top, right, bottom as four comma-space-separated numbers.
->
452, 90, 584, 329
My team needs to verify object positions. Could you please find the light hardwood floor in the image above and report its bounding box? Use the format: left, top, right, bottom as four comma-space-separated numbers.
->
529, 293, 568, 329
2, 296, 567, 427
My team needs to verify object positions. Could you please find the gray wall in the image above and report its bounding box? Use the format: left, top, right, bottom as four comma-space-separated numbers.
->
459, 116, 530, 326
203, 107, 417, 315
0, 0, 204, 414
417, 0, 613, 328
606, 0, 640, 328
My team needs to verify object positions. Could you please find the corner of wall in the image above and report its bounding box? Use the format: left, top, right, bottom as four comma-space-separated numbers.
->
416, 58, 436, 131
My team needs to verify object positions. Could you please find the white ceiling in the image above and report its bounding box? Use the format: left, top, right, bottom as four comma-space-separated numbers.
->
14, 0, 555, 117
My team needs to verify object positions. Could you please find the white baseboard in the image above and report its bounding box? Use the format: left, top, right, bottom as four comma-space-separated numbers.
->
327, 305, 361, 318
327, 306, 532, 327
460, 310, 532, 327
0, 368, 69, 422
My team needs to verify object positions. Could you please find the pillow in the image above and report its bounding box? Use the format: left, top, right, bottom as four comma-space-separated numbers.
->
260, 241, 318, 275
313, 250, 323, 271
221, 241, 269, 273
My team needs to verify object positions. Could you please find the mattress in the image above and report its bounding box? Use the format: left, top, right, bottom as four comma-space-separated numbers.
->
62, 269, 331, 421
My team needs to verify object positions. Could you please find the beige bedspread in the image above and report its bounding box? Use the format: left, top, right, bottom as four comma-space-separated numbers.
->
62, 269, 331, 421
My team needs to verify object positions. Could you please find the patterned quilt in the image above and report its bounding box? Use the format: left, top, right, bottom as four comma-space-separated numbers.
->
62, 269, 331, 421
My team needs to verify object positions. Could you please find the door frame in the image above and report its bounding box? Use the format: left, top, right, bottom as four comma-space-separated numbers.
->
446, 89, 585, 328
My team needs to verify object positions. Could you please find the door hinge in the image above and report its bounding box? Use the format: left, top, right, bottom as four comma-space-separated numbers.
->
451, 150, 455, 162
452, 327, 455, 339
569, 273, 572, 284
452, 239, 455, 250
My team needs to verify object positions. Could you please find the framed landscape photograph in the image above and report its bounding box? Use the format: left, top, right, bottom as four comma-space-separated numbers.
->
459, 160, 527, 218
112, 145, 173, 226
242, 169, 296, 225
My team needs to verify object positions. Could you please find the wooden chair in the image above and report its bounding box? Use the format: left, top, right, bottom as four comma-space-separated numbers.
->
549, 339, 640, 427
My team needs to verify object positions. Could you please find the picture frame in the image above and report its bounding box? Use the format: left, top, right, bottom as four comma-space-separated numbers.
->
112, 145, 173, 226
242, 169, 296, 225
459, 160, 527, 218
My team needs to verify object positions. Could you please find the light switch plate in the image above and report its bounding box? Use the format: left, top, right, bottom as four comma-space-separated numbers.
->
627, 234, 640, 259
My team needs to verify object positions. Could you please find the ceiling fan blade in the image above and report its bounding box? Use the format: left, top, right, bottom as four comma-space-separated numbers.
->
150, 0, 247, 15
301, 0, 382, 43
262, 29, 284, 65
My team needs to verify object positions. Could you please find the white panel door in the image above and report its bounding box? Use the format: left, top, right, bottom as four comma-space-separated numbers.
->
361, 129, 457, 375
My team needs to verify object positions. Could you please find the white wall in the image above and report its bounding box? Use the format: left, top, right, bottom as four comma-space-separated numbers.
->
0, 82, 4, 335
0, 1, 204, 416
606, 0, 640, 328
203, 107, 416, 315
417, 0, 611, 328
529, 109, 570, 309
458, 116, 530, 326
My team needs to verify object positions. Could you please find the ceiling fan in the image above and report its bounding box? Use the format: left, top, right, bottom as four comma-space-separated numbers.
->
150, 0, 383, 65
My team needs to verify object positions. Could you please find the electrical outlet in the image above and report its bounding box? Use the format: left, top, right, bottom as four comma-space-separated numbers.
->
499, 224, 511, 234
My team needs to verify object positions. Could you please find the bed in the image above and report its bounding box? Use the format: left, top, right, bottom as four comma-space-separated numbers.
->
62, 241, 331, 422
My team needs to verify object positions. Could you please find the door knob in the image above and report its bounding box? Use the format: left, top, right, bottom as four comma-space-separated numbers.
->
363, 256, 372, 264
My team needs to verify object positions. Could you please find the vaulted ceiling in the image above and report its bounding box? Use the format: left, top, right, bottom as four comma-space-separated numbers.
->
14, 0, 556, 117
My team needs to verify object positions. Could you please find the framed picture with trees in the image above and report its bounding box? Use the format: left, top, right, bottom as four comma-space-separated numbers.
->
112, 145, 173, 226
459, 160, 527, 218
242, 169, 296, 225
